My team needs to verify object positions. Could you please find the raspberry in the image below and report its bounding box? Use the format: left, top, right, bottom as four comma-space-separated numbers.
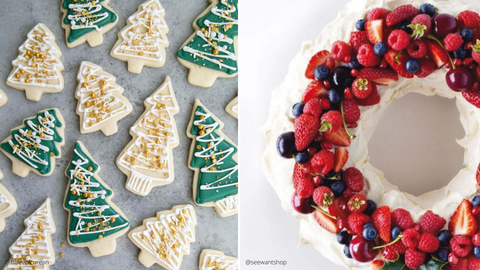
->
444, 33, 464, 51
347, 194, 367, 213
415, 58, 436, 78
407, 39, 427, 59
391, 208, 414, 230
410, 14, 432, 37
296, 176, 314, 198
320, 111, 342, 132
386, 4, 419, 27
405, 248, 426, 269
450, 235, 473, 258
343, 99, 361, 124
419, 210, 446, 234
347, 213, 371, 235
468, 254, 480, 270
331, 41, 352, 61
313, 186, 334, 208
342, 167, 364, 192
357, 44, 381, 67
458, 11, 480, 29
388, 30, 411, 51
311, 150, 334, 175
349, 31, 369, 51
418, 233, 440, 253
391, 240, 407, 255
402, 228, 421, 248
303, 98, 323, 118
366, 7, 389, 21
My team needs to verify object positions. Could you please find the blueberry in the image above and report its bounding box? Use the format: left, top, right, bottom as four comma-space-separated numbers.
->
344, 245, 352, 259
437, 230, 452, 246
337, 231, 352, 245
291, 102, 304, 117
314, 65, 330, 81
363, 222, 374, 229
391, 226, 401, 240
347, 57, 361, 69
405, 59, 420, 73
400, 21, 413, 34
364, 200, 377, 215
295, 151, 309, 164
436, 248, 449, 262
453, 48, 467, 60
461, 28, 474, 42
472, 195, 480, 207
276, 132, 296, 158
363, 225, 378, 241
475, 246, 480, 259
356, 19, 366, 31
328, 89, 342, 104
374, 42, 387, 56
331, 181, 346, 196
420, 3, 436, 17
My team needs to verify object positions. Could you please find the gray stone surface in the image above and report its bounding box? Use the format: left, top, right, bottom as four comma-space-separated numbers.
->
0, 0, 238, 269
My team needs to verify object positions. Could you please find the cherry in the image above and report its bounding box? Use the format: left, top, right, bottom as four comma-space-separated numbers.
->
292, 193, 315, 214
434, 14, 458, 38
331, 67, 354, 90
445, 66, 473, 92
349, 236, 378, 263
312, 176, 322, 187
276, 132, 296, 158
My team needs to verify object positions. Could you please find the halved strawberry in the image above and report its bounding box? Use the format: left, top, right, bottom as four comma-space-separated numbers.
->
370, 260, 385, 270
425, 39, 449, 68
357, 68, 399, 85
355, 85, 381, 106
365, 19, 385, 44
333, 147, 349, 172
328, 197, 350, 221
313, 209, 340, 233
323, 127, 351, 147
385, 49, 414, 78
463, 90, 480, 109
305, 50, 332, 79
302, 80, 328, 103
449, 199, 478, 236
372, 206, 392, 243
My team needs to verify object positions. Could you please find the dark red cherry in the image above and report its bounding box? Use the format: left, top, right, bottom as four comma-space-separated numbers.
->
434, 14, 458, 38
292, 193, 314, 214
349, 236, 378, 263
445, 66, 473, 92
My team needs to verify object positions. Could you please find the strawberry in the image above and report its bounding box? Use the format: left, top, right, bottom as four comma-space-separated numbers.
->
425, 39, 449, 68
348, 213, 371, 235
296, 176, 314, 198
292, 163, 308, 189
347, 194, 367, 213
370, 260, 385, 270
311, 150, 334, 175
467, 254, 480, 270
404, 248, 426, 269
302, 80, 328, 103
333, 147, 349, 173
476, 162, 480, 186
352, 78, 374, 99
294, 114, 320, 151
463, 89, 480, 109
331, 41, 352, 61
402, 228, 421, 248
420, 210, 446, 234
450, 235, 473, 258
410, 14, 432, 38
305, 50, 332, 79
343, 99, 361, 124
471, 39, 480, 64
328, 197, 350, 221
303, 98, 323, 117
444, 33, 464, 51
366, 8, 389, 21
372, 206, 391, 243
382, 245, 400, 261
323, 127, 351, 147
313, 209, 339, 233
386, 4, 419, 27
357, 44, 381, 67
313, 186, 334, 208
355, 85, 381, 106
349, 31, 370, 51
458, 11, 480, 29
391, 208, 414, 230
415, 58, 436, 78
449, 199, 478, 236
418, 233, 440, 253
343, 167, 364, 192
385, 49, 414, 78
365, 19, 385, 44
320, 111, 342, 132
356, 67, 398, 85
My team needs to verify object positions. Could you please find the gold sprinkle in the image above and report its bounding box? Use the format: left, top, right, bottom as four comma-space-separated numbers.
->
59, 253, 64, 258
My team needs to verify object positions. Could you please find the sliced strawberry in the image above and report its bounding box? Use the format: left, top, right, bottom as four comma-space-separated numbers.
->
313, 209, 340, 233
305, 50, 332, 80
333, 147, 349, 173
365, 19, 385, 44
385, 49, 414, 78
372, 206, 392, 243
323, 127, 351, 147
357, 68, 398, 85
355, 85, 381, 106
328, 197, 350, 221
294, 114, 320, 151
425, 39, 449, 68
370, 260, 385, 270
302, 80, 328, 103
449, 199, 478, 236
463, 90, 480, 109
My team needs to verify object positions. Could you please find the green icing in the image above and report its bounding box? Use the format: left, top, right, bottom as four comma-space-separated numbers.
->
0, 109, 63, 175
62, 0, 117, 43
177, 0, 238, 75
65, 142, 129, 244
190, 105, 238, 204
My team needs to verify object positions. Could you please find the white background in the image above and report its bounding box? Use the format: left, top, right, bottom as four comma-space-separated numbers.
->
240, 0, 465, 269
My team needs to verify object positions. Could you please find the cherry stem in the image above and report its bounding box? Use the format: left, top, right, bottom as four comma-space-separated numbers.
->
312, 205, 339, 220
340, 101, 356, 139
372, 234, 402, 250
427, 34, 455, 70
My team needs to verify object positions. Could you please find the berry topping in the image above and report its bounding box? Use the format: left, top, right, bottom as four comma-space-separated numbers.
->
311, 150, 334, 175
352, 78, 373, 99
391, 208, 414, 230
425, 38, 449, 68
444, 33, 464, 51
446, 66, 473, 92
405, 59, 420, 73
356, 67, 399, 85
407, 39, 428, 59
337, 230, 352, 245
348, 213, 371, 235
386, 4, 419, 27
372, 206, 392, 243
277, 132, 296, 159
305, 50, 331, 80
295, 113, 321, 151
433, 14, 458, 38
330, 180, 346, 197
331, 67, 354, 90
458, 11, 480, 29
314, 65, 331, 81
323, 127, 352, 147
343, 99, 361, 124
373, 42, 387, 56
342, 167, 364, 192
418, 233, 440, 253
450, 235, 473, 258
347, 194, 367, 213
320, 111, 342, 132
402, 228, 421, 248
471, 39, 480, 64
415, 58, 436, 78
366, 8, 389, 21
449, 199, 478, 236
333, 147, 349, 173
295, 151, 309, 164
349, 31, 370, 51
463, 89, 480, 108
296, 175, 314, 198
292, 193, 315, 214
405, 248, 426, 269
357, 44, 381, 67
385, 49, 414, 78
420, 210, 446, 234
365, 19, 385, 44
349, 236, 378, 262
409, 14, 432, 38
388, 29, 411, 51
363, 224, 378, 242
303, 99, 323, 119
356, 19, 366, 31
438, 229, 453, 247
419, 3, 436, 17
331, 41, 352, 61
313, 186, 334, 208
461, 28, 474, 42
314, 209, 339, 233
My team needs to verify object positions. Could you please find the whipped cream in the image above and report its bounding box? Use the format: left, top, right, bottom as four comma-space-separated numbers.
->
261, 0, 480, 269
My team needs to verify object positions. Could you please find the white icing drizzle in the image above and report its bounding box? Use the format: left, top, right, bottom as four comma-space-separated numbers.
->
4, 199, 54, 270
67, 148, 129, 237
231, 104, 238, 114
200, 251, 238, 270
76, 62, 130, 130
182, 0, 237, 71
7, 111, 58, 169
214, 194, 238, 215
130, 205, 196, 270
118, 80, 178, 195
68, 2, 109, 31
112, 0, 168, 61
0, 188, 13, 215
7, 23, 63, 89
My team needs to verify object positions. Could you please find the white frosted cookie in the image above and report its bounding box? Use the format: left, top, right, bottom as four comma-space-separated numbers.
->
0, 108, 65, 177
0, 172, 17, 233
116, 76, 179, 196
128, 204, 197, 270
111, 0, 169, 74
225, 96, 238, 119
2, 198, 56, 270
0, 89, 6, 107
199, 249, 238, 270
74, 61, 133, 136
6, 23, 64, 102
60, 0, 118, 48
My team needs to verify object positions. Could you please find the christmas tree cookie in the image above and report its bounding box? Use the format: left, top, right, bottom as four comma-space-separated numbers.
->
6, 23, 64, 102
0, 89, 6, 107
61, 0, 118, 48
225, 96, 238, 119
129, 204, 197, 270
187, 99, 238, 217
116, 77, 179, 196
111, 0, 169, 74
0, 171, 17, 233
177, 0, 238, 88
199, 249, 238, 270
2, 198, 56, 270
64, 141, 130, 257
75, 61, 133, 136
0, 108, 65, 177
